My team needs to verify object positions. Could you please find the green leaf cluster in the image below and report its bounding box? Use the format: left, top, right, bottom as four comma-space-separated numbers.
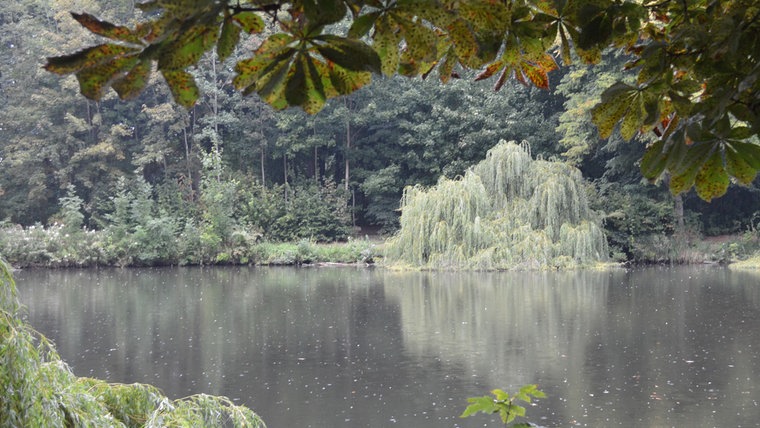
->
461, 384, 546, 426
588, 0, 760, 200
36, 0, 760, 208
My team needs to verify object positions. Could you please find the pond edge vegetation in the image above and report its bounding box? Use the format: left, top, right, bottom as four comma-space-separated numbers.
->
0, 258, 266, 427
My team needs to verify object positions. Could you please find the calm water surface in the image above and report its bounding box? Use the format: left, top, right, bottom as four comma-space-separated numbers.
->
15, 266, 760, 427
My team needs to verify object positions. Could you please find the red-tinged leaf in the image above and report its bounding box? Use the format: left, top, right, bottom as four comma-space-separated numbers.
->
576, 46, 601, 64
494, 66, 511, 91
233, 11, 265, 34
520, 62, 550, 89
218, 18, 241, 62
314, 60, 337, 98
45, 44, 140, 74
695, 150, 729, 201
162, 70, 199, 108
475, 60, 505, 81
514, 68, 528, 86
76, 56, 140, 100
536, 53, 558, 71
112, 60, 152, 100
158, 25, 219, 70
558, 25, 572, 65
725, 145, 757, 185
71, 12, 143, 44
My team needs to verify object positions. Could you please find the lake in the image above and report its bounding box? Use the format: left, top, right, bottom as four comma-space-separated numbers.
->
15, 266, 760, 427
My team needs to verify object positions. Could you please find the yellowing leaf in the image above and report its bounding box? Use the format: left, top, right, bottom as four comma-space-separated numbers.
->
45, 44, 140, 74
591, 94, 632, 139
475, 60, 505, 81
398, 17, 438, 62
520, 62, 550, 90
112, 60, 152, 100
446, 19, 478, 65
694, 150, 729, 201
76, 56, 140, 99
233, 34, 295, 92
233, 11, 265, 34
619, 93, 645, 140
159, 25, 219, 70
374, 17, 401, 76
669, 143, 714, 195
725, 145, 757, 185
328, 64, 371, 95
162, 70, 199, 108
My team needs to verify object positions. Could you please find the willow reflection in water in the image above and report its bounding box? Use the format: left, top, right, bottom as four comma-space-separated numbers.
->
16, 266, 760, 427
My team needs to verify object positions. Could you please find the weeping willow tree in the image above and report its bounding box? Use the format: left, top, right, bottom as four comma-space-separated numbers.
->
0, 258, 266, 427
386, 140, 607, 270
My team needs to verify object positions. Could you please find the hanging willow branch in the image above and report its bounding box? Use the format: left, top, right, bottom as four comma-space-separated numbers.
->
386, 140, 608, 270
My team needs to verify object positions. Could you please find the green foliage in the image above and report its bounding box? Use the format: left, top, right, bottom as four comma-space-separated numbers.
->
241, 179, 352, 243
589, 0, 760, 201
461, 384, 545, 426
199, 146, 239, 250
102, 177, 180, 266
45, 0, 760, 201
55, 185, 86, 234
590, 183, 675, 261
386, 140, 608, 270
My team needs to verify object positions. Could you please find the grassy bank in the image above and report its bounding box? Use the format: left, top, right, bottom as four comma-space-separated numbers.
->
0, 223, 381, 268
3, 222, 759, 269
621, 231, 760, 266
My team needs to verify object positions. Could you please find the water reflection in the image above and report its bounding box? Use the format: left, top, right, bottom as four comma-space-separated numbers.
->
16, 266, 760, 427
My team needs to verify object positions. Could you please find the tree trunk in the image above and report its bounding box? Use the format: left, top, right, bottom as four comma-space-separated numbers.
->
283, 155, 289, 203
344, 100, 351, 191
674, 193, 685, 236
260, 145, 266, 188
314, 145, 319, 183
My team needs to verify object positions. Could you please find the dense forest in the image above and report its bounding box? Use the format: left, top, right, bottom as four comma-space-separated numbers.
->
2, 0, 760, 266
